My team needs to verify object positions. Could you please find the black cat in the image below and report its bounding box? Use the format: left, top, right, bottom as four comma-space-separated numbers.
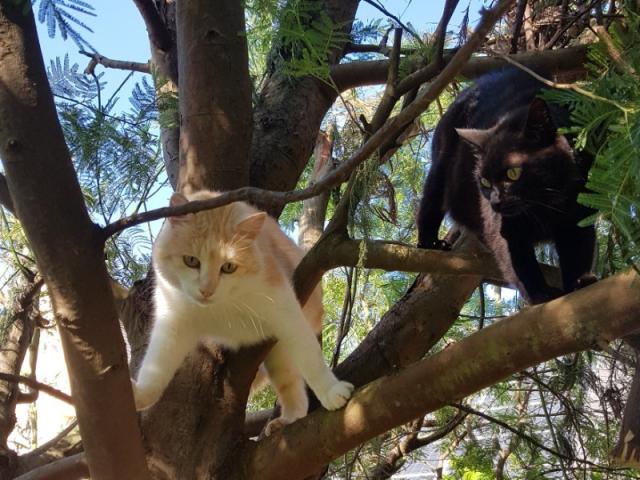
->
417, 67, 597, 304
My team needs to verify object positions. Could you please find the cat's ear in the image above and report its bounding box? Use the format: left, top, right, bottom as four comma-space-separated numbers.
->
235, 212, 266, 240
168, 193, 189, 224
525, 98, 556, 145
456, 128, 491, 150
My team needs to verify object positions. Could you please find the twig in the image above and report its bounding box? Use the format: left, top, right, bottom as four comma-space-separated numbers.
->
452, 403, 621, 470
361, 0, 424, 46
433, 0, 460, 63
510, 0, 529, 53
543, 0, 603, 49
19, 420, 78, 462
0, 373, 73, 405
489, 50, 632, 112
592, 25, 639, 79
79, 50, 150, 75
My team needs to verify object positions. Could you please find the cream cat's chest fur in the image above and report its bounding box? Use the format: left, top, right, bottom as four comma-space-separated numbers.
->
154, 270, 300, 349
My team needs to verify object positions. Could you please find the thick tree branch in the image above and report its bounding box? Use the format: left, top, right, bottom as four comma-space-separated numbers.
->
246, 270, 640, 480
248, 0, 360, 209
0, 3, 149, 479
131, 0, 172, 51
79, 50, 150, 74
14, 453, 87, 480
330, 44, 589, 92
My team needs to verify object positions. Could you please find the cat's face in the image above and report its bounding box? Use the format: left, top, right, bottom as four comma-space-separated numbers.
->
153, 192, 265, 306
457, 98, 574, 217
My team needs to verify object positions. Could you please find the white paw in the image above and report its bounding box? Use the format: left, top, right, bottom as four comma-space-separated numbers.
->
131, 379, 160, 411
318, 381, 354, 410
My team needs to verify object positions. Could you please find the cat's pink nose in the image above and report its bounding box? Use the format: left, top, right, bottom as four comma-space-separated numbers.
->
199, 288, 213, 298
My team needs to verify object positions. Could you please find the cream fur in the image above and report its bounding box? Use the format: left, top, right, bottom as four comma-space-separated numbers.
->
132, 190, 353, 434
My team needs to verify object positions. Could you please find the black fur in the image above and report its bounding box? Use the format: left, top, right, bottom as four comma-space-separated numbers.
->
417, 68, 597, 304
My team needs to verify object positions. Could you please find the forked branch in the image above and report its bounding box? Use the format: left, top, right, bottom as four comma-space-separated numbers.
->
245, 270, 640, 480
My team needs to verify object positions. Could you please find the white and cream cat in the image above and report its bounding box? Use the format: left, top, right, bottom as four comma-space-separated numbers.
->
131, 190, 353, 434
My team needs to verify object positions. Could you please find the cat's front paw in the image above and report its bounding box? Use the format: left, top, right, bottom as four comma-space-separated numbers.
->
131, 379, 161, 411
317, 381, 354, 410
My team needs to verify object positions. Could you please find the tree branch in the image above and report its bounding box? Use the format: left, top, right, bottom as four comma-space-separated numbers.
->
246, 270, 640, 480
79, 50, 150, 74
361, 0, 423, 46
330, 44, 589, 92
370, 411, 467, 480
0, 374, 73, 405
14, 453, 87, 480
131, 0, 172, 51
0, 173, 15, 215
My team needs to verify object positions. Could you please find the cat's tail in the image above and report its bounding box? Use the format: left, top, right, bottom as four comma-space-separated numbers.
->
250, 364, 269, 394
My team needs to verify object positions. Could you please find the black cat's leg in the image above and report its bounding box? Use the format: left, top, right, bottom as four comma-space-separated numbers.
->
417, 162, 449, 250
555, 225, 597, 292
504, 233, 561, 304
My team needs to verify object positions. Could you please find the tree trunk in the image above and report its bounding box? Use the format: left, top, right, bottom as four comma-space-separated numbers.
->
176, 0, 252, 192
0, 3, 149, 479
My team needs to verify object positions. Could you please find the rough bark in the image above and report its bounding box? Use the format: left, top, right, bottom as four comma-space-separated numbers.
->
176, 0, 252, 192
611, 340, 640, 468
0, 3, 148, 479
245, 270, 640, 480
298, 131, 334, 251
146, 0, 180, 190
0, 279, 41, 479
248, 0, 360, 203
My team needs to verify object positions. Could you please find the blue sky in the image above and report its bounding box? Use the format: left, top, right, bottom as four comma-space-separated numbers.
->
35, 0, 489, 102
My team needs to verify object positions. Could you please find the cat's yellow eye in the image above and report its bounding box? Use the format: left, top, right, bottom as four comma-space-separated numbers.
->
506, 167, 522, 181
221, 262, 237, 274
479, 177, 491, 188
183, 256, 200, 269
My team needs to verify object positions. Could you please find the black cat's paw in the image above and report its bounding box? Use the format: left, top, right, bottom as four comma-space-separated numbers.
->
573, 273, 598, 291
418, 239, 452, 251
529, 286, 564, 305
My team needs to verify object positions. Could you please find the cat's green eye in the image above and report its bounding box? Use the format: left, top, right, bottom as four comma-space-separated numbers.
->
479, 177, 491, 188
506, 167, 522, 181
221, 262, 237, 274
183, 256, 200, 269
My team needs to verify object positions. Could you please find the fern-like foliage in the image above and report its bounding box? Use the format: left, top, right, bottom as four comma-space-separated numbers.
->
544, 7, 640, 268
130, 77, 159, 124
47, 54, 103, 101
272, 0, 350, 85
37, 0, 96, 50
